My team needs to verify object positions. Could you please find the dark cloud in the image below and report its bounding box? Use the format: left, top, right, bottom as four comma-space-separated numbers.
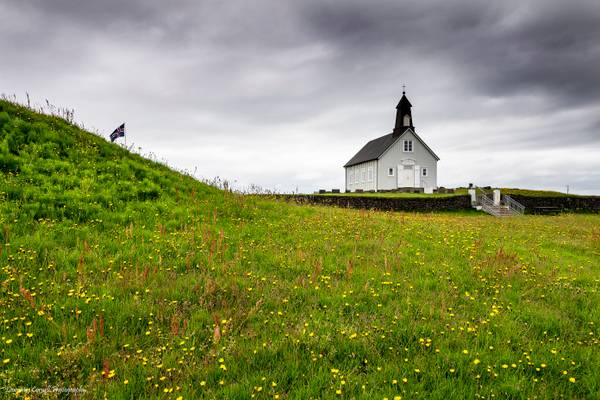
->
1, 0, 599, 193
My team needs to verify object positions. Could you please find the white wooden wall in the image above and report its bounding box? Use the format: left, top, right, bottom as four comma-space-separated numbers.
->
345, 160, 378, 192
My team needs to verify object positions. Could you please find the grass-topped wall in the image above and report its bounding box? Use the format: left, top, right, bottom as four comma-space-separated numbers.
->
281, 194, 473, 212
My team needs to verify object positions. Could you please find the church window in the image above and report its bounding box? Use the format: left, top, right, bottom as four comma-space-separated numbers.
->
422, 168, 428, 177
368, 167, 373, 181
403, 140, 413, 152
349, 171, 354, 183
403, 114, 411, 126
361, 169, 366, 182
388, 167, 394, 176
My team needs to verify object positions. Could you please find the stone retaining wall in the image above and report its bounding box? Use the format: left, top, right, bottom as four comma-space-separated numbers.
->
279, 194, 473, 212
509, 195, 600, 213
277, 194, 600, 214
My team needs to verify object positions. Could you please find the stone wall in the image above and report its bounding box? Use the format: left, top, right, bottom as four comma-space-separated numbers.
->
509, 195, 600, 213
276, 194, 600, 214
279, 194, 473, 212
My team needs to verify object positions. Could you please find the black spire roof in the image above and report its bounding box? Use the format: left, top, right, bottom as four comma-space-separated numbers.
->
396, 93, 412, 109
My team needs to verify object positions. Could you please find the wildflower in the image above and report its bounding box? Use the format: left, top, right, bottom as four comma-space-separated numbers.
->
569, 377, 576, 383
473, 359, 480, 365
2, 359, 9, 364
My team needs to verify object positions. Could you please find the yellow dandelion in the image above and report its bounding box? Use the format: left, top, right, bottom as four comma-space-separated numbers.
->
2, 359, 9, 364
569, 377, 576, 383
473, 359, 481, 365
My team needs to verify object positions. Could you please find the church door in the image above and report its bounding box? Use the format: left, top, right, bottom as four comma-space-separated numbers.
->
398, 165, 414, 188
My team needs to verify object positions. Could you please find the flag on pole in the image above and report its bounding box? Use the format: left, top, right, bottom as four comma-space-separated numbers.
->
110, 123, 125, 142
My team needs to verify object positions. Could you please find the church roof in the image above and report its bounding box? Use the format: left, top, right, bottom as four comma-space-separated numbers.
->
343, 132, 399, 167
343, 128, 439, 168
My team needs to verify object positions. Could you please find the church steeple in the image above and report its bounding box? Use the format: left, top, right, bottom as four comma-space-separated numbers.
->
394, 89, 413, 134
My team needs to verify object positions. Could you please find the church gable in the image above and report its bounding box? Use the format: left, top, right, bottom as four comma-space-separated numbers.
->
380, 128, 440, 162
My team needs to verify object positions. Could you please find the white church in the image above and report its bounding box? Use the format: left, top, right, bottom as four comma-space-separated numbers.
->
344, 91, 439, 193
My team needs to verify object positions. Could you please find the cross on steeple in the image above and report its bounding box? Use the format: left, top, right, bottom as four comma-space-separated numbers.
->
402, 84, 406, 94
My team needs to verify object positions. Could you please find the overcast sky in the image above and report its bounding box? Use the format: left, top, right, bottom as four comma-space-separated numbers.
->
2, 0, 599, 194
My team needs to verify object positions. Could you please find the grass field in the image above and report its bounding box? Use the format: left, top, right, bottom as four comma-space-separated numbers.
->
1, 99, 600, 399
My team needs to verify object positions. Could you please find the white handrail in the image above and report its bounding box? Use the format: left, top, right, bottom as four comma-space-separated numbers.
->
471, 185, 525, 216
503, 194, 525, 215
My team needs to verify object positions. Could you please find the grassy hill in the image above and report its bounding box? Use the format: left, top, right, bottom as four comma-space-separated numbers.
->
1, 99, 599, 399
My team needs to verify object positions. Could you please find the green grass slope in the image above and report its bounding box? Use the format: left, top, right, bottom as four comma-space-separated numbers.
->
1, 100, 599, 399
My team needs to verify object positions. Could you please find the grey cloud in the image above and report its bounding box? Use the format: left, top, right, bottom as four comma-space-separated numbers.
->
1, 0, 599, 193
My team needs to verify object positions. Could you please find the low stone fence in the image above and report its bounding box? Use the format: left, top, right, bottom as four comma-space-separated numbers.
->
509, 195, 600, 214
278, 194, 473, 212
275, 194, 600, 214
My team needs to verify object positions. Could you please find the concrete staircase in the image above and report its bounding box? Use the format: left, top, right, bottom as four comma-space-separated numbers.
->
471, 187, 525, 217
